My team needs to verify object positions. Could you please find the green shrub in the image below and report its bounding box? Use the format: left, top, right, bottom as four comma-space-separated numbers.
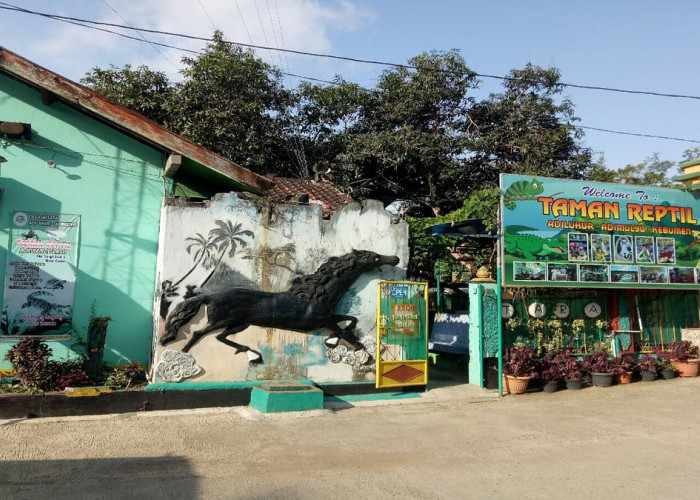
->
105, 361, 145, 389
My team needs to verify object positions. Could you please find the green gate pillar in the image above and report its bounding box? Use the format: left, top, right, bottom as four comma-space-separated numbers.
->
468, 282, 499, 387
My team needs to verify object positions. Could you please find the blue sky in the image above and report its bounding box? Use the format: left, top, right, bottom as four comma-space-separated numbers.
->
1, 0, 698, 171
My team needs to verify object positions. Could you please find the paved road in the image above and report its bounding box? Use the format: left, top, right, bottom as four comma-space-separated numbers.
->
2, 377, 700, 500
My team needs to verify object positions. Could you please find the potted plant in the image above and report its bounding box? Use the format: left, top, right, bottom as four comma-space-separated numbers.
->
540, 356, 563, 393
561, 356, 584, 390
503, 344, 538, 394
656, 341, 700, 377
583, 351, 616, 387
636, 354, 658, 381
657, 357, 676, 380
612, 354, 636, 384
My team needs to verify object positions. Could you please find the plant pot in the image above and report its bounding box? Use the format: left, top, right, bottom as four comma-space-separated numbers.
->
542, 380, 559, 393
505, 375, 530, 394
671, 359, 700, 378
565, 378, 583, 390
615, 371, 633, 384
640, 370, 657, 382
660, 368, 676, 380
591, 372, 615, 387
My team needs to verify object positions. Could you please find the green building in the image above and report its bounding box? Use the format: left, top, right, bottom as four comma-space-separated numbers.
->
0, 46, 270, 369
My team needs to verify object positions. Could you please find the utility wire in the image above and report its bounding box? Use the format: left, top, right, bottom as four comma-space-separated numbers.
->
578, 126, 700, 144
101, 0, 179, 70
1, 3, 697, 147
197, 0, 218, 31
2, 2, 700, 102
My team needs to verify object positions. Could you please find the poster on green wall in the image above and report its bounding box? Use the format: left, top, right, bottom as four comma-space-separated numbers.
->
500, 174, 700, 289
1, 211, 80, 338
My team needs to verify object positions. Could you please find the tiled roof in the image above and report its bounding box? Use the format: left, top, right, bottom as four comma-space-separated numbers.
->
269, 177, 354, 218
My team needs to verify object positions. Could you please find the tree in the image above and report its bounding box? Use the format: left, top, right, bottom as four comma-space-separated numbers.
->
587, 153, 677, 187
583, 156, 616, 183
334, 50, 478, 215
407, 187, 500, 281
168, 31, 293, 175
287, 77, 370, 179
81, 65, 172, 125
81, 42, 594, 215
465, 64, 593, 189
682, 147, 700, 163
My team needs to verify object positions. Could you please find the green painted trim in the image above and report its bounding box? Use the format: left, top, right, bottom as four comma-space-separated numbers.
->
146, 379, 315, 391
679, 157, 700, 169
671, 172, 700, 181
324, 392, 420, 403
319, 381, 375, 386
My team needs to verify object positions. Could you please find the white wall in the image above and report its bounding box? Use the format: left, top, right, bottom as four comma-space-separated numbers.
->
151, 193, 408, 383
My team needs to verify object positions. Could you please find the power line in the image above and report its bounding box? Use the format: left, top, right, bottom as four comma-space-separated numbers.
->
101, 0, 179, 70
196, 0, 218, 32
0, 3, 201, 57
2, 3, 698, 148
3, 2, 700, 102
578, 126, 700, 144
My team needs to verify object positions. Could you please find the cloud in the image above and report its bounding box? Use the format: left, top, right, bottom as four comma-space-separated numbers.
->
6, 0, 376, 82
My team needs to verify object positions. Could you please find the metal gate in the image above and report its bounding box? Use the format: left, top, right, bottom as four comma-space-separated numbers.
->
375, 281, 429, 389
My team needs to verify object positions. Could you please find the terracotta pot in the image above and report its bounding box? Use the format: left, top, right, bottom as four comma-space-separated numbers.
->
615, 371, 633, 384
505, 375, 530, 394
671, 359, 700, 377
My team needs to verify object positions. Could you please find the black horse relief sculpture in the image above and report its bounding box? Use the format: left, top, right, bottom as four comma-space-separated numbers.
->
160, 250, 400, 364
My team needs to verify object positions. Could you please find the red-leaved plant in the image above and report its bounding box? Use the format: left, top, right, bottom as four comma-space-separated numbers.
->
561, 356, 583, 380
637, 354, 659, 375
655, 341, 700, 362
503, 344, 538, 378
583, 351, 616, 374
612, 354, 637, 375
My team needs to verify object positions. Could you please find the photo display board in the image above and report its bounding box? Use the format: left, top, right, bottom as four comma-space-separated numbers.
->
500, 174, 700, 289
1, 211, 80, 338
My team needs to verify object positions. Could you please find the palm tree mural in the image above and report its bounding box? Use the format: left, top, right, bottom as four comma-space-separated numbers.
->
200, 220, 254, 288
160, 232, 218, 319
159, 220, 253, 319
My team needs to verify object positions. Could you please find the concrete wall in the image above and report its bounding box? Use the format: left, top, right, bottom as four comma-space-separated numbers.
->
0, 73, 167, 367
152, 193, 408, 384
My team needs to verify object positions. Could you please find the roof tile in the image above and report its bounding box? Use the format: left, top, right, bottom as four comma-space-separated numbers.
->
269, 177, 354, 218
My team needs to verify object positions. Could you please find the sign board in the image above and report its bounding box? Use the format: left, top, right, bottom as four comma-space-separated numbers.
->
376, 281, 428, 388
500, 174, 700, 289
1, 212, 80, 338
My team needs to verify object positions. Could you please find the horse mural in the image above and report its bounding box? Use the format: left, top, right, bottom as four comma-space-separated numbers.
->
160, 249, 400, 364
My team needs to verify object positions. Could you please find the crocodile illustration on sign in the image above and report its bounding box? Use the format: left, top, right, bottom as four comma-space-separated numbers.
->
504, 225, 567, 260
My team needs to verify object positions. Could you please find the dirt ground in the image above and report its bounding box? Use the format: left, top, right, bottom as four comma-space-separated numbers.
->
2, 376, 700, 500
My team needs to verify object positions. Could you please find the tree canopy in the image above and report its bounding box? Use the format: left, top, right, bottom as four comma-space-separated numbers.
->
82, 38, 594, 213
586, 153, 680, 187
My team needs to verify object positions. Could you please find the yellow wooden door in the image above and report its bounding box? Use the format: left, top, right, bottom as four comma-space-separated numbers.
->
376, 281, 429, 388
